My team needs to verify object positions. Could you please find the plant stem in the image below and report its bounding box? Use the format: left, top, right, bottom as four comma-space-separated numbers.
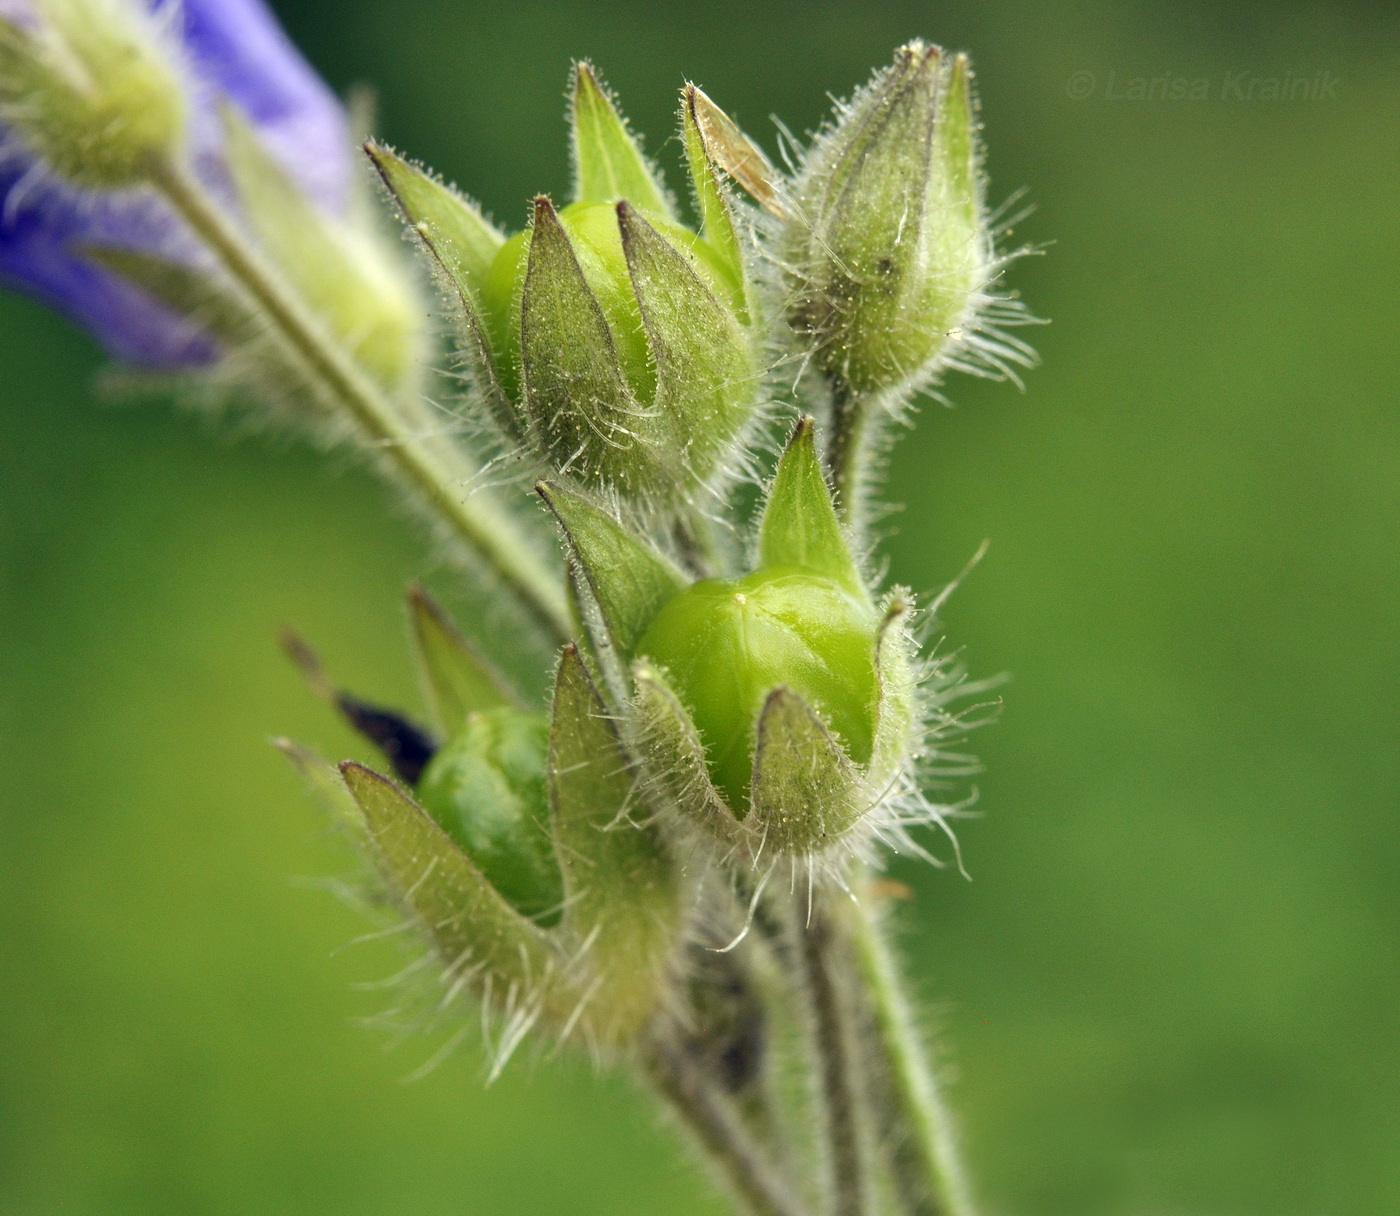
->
825, 379, 874, 527
150, 157, 571, 644
846, 890, 973, 1216
796, 889, 873, 1216
642, 1036, 816, 1216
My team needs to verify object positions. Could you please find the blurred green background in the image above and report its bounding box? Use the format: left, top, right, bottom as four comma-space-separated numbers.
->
2, 1, 1398, 1213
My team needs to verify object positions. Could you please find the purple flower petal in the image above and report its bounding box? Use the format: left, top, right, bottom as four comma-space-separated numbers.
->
0, 156, 220, 364
169, 0, 350, 209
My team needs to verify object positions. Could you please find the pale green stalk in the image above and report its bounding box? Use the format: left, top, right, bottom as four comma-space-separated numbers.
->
846, 891, 974, 1216
796, 888, 875, 1216
642, 1034, 817, 1216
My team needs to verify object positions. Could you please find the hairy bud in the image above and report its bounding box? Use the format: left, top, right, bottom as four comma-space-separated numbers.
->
0, 0, 185, 187
632, 418, 916, 858
785, 42, 986, 398
535, 417, 918, 861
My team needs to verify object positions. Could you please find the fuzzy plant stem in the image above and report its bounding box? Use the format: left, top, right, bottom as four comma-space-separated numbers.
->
148, 157, 572, 644
824, 380, 882, 527
642, 1036, 816, 1216
797, 888, 874, 1216
846, 892, 974, 1216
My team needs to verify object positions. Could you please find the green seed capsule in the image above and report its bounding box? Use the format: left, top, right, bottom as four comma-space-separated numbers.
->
416, 708, 563, 926
636, 567, 880, 815
375, 62, 757, 508
479, 198, 745, 424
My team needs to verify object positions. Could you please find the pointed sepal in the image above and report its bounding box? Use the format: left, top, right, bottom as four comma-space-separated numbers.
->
758, 415, 866, 597
749, 687, 864, 854
679, 84, 748, 303
550, 646, 681, 1042
521, 197, 643, 476
868, 593, 918, 785
629, 659, 754, 852
536, 481, 687, 661
366, 142, 503, 294
338, 762, 559, 1000
939, 53, 979, 230
571, 62, 674, 218
366, 142, 513, 428
407, 584, 519, 733
616, 201, 755, 471
683, 83, 788, 221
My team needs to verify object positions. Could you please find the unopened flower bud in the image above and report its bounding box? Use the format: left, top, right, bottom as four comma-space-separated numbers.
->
0, 0, 186, 187
416, 708, 563, 926
786, 42, 987, 398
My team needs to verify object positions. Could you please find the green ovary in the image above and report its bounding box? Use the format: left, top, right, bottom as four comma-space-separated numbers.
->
416, 708, 563, 925
637, 567, 879, 814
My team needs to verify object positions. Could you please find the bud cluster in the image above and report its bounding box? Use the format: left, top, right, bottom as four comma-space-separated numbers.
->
1, 24, 1035, 1212
264, 47, 1027, 1072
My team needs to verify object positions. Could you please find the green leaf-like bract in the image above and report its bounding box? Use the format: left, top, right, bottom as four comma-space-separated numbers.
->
680, 85, 748, 311
630, 658, 752, 847
536, 481, 687, 661
617, 201, 755, 473
571, 62, 674, 218
550, 646, 680, 1041
759, 416, 866, 596
750, 687, 864, 854
367, 143, 513, 430
521, 197, 642, 476
339, 762, 558, 1001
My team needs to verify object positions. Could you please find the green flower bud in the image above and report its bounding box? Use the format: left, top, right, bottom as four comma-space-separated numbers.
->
0, 0, 185, 187
785, 42, 987, 398
416, 708, 564, 926
372, 63, 759, 508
